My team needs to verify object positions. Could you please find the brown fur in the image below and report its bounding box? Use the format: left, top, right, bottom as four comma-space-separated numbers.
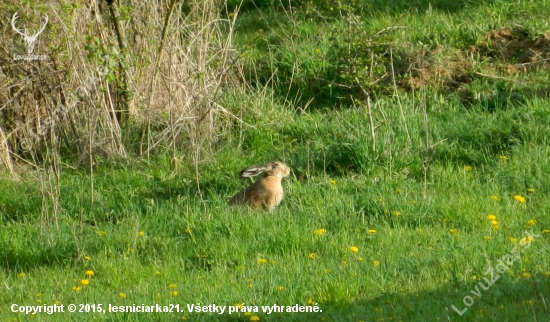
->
228, 161, 290, 211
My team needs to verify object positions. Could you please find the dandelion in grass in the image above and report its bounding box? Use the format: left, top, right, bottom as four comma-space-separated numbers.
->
499, 155, 507, 161
393, 211, 401, 217
464, 166, 473, 172
350, 246, 359, 253
308, 253, 316, 259
18, 273, 26, 278
542, 229, 549, 234
525, 300, 532, 305
373, 260, 380, 266
484, 236, 491, 241
313, 228, 327, 236
171, 291, 178, 297
527, 188, 535, 193
307, 298, 315, 305
491, 220, 499, 230
184, 228, 191, 234
522, 272, 531, 278
257, 258, 267, 264
277, 286, 285, 291
449, 229, 459, 235
509, 237, 517, 243
244, 312, 252, 316
368, 229, 377, 235
395, 189, 402, 194
168, 283, 176, 288
519, 236, 534, 246
138, 231, 144, 237
85, 270, 94, 277
471, 275, 477, 280
358, 257, 364, 262
155, 270, 161, 276
119, 293, 127, 299
315, 48, 321, 54
544, 272, 550, 276
234, 303, 243, 310
329, 180, 336, 185
81, 279, 89, 286
84, 256, 91, 261
513, 195, 526, 203
249, 316, 260, 322
97, 231, 106, 236
526, 219, 536, 226
486, 214, 497, 221
490, 195, 499, 201
72, 286, 81, 292
499, 305, 505, 310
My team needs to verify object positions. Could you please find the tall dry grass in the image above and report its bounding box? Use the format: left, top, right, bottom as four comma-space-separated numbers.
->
0, 0, 241, 175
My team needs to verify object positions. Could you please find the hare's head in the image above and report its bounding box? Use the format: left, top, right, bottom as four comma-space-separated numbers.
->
240, 161, 290, 179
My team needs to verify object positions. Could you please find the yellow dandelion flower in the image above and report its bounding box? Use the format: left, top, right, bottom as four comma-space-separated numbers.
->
478, 309, 484, 314
393, 211, 401, 217
464, 166, 473, 172
509, 237, 517, 243
472, 275, 477, 280
244, 312, 252, 316
315, 48, 321, 54
542, 229, 549, 234
358, 257, 364, 262
484, 236, 491, 241
373, 260, 380, 266
80, 279, 89, 286
499, 155, 507, 161
184, 228, 190, 234
84, 256, 91, 261
525, 300, 532, 305
85, 270, 94, 277
277, 286, 285, 291
368, 229, 377, 234
18, 273, 26, 278
249, 316, 260, 322
72, 286, 81, 292
313, 228, 327, 235
307, 298, 315, 305
490, 195, 499, 201
527, 188, 535, 193
522, 272, 531, 278
171, 291, 178, 296
544, 272, 550, 276
329, 180, 336, 185
257, 258, 267, 264
526, 219, 536, 226
490, 220, 499, 226
97, 231, 106, 236
513, 195, 526, 203
36, 299, 42, 304
155, 271, 161, 276
350, 246, 359, 253
168, 283, 177, 288
519, 236, 534, 246
308, 253, 316, 259
119, 293, 127, 299
138, 231, 144, 237
486, 214, 497, 221
499, 305, 504, 310
234, 303, 243, 310
449, 229, 457, 235
395, 189, 402, 194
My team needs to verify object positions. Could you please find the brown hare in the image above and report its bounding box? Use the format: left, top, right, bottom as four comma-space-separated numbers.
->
228, 161, 291, 211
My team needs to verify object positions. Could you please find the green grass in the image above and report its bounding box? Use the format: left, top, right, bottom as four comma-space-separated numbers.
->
2, 0, 550, 321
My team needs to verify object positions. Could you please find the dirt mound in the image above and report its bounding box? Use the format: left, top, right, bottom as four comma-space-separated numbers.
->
477, 27, 550, 71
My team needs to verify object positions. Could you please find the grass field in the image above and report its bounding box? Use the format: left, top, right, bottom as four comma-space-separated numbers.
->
1, 0, 550, 321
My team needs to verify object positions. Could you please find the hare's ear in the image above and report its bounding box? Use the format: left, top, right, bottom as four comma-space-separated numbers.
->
239, 164, 270, 178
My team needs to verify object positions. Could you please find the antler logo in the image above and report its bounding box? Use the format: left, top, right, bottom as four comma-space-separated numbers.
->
11, 12, 48, 54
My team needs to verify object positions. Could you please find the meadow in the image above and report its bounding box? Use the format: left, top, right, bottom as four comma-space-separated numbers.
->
1, 0, 550, 321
